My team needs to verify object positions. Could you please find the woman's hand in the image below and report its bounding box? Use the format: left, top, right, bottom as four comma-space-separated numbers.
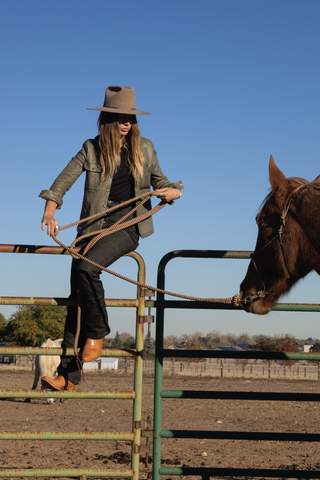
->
153, 188, 182, 203
41, 200, 59, 237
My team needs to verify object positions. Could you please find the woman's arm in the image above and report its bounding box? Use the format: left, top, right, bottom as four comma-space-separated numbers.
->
147, 141, 184, 203
39, 140, 96, 236
41, 200, 59, 237
152, 187, 182, 203
39, 140, 93, 209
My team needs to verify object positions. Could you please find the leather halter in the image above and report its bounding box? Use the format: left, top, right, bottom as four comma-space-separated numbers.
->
241, 184, 307, 304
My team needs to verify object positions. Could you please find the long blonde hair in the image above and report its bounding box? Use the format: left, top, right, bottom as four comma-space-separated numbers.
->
97, 112, 144, 181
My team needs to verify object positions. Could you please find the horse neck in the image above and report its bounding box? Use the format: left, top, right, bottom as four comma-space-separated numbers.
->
291, 188, 320, 273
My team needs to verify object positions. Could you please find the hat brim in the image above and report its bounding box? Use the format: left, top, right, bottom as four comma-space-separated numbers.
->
87, 107, 151, 115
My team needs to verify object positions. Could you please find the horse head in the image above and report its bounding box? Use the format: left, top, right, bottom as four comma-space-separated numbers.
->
240, 156, 320, 314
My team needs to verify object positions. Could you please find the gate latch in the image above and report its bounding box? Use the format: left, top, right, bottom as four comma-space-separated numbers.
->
135, 419, 152, 429
138, 315, 154, 324
134, 444, 150, 454
140, 289, 155, 297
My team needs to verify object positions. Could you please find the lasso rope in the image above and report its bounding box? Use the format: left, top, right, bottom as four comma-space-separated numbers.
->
50, 192, 240, 360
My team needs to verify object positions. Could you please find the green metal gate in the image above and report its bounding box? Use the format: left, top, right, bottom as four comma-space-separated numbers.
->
149, 250, 320, 480
3, 246, 320, 479
0, 243, 151, 480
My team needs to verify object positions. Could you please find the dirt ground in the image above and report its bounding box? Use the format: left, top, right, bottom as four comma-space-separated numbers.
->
1, 369, 320, 479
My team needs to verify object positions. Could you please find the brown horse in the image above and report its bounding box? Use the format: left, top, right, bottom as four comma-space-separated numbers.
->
240, 155, 320, 314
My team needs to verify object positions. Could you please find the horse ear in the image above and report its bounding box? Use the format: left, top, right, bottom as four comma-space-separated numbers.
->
269, 155, 288, 200
312, 174, 320, 184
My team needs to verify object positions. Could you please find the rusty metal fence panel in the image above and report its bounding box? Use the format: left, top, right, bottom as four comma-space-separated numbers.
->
0, 244, 149, 480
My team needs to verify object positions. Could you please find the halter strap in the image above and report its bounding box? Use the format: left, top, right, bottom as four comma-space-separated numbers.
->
241, 183, 309, 304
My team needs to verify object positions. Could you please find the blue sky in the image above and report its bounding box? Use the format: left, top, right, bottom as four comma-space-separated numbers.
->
1, 0, 320, 340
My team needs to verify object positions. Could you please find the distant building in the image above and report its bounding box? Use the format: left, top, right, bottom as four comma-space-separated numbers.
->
212, 344, 252, 352
0, 343, 15, 364
235, 343, 252, 350
297, 339, 320, 352
303, 344, 314, 353
212, 346, 238, 352
166, 345, 186, 350
83, 357, 118, 371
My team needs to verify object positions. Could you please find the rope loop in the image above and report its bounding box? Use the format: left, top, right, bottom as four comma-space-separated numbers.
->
49, 193, 239, 361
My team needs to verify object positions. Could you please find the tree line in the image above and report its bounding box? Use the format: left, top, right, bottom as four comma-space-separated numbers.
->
0, 306, 318, 353
0, 306, 155, 355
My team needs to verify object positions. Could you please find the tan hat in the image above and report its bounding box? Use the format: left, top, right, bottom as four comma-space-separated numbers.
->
88, 86, 151, 115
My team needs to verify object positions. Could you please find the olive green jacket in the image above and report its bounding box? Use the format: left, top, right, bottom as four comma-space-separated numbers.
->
39, 136, 184, 238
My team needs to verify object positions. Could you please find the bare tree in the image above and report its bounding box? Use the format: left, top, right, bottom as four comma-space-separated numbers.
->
120, 332, 132, 342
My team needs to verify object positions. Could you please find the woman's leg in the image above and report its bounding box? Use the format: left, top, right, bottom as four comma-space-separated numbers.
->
57, 219, 139, 385
57, 258, 86, 385
77, 227, 138, 338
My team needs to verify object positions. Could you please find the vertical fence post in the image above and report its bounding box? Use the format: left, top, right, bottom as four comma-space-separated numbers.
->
153, 258, 166, 480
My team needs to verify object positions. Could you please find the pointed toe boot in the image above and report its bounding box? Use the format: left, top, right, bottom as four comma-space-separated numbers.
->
81, 338, 104, 363
41, 376, 76, 391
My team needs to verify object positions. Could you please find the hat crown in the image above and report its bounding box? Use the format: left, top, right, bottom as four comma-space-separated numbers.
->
87, 86, 150, 115
104, 86, 136, 111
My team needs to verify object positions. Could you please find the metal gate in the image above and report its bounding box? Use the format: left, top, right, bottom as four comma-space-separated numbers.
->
148, 250, 320, 480
0, 243, 151, 480
3, 246, 320, 479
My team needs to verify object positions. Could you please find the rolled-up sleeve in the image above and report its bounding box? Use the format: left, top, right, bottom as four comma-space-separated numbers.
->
39, 144, 88, 208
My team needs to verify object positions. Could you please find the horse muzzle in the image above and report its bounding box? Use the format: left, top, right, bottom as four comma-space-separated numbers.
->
240, 290, 266, 304
239, 289, 272, 315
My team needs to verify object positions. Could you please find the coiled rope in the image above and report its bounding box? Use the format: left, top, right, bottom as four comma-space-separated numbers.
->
50, 192, 240, 360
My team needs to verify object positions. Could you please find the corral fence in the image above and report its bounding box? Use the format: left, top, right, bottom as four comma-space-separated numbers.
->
152, 357, 320, 380
123, 357, 320, 381
0, 243, 152, 480
2, 247, 320, 480
5, 355, 320, 381
147, 250, 320, 480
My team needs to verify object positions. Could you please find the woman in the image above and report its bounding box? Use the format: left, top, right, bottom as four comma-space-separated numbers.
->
39, 86, 184, 391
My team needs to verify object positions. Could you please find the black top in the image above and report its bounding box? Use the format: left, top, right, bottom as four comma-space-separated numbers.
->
109, 150, 134, 201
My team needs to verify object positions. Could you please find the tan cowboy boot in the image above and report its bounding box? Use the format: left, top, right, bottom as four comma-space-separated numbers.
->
41, 376, 76, 391
81, 338, 104, 362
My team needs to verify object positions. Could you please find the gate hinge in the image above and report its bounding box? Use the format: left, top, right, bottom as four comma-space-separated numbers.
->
140, 289, 155, 298
138, 315, 154, 324
134, 444, 150, 454
135, 419, 152, 429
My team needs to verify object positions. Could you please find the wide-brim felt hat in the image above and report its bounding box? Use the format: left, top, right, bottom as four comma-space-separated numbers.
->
88, 86, 151, 115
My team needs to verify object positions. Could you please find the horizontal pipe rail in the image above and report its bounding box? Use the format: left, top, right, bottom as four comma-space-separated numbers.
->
158, 467, 320, 478
0, 468, 133, 478
156, 299, 320, 312
0, 244, 79, 255
0, 389, 136, 399
6, 346, 320, 360
159, 249, 252, 261
160, 348, 320, 360
0, 245, 253, 258
0, 296, 139, 307
0, 346, 137, 357
7, 297, 320, 312
0, 431, 134, 441
160, 390, 320, 401
4, 296, 318, 311
145, 430, 320, 442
